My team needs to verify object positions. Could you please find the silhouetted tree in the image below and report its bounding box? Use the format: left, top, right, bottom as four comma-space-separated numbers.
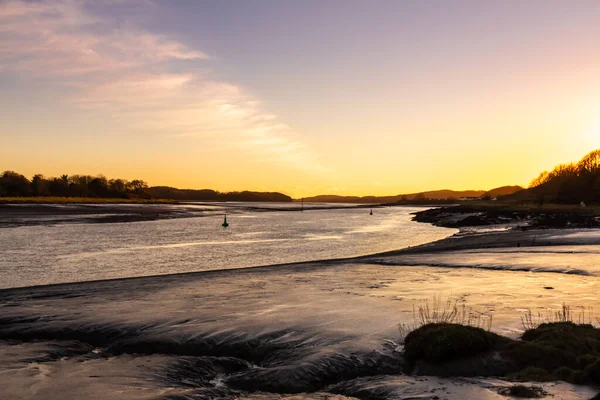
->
128, 180, 148, 191
593, 176, 600, 202
31, 174, 50, 196
89, 176, 109, 197
578, 149, 600, 175
524, 148, 600, 204
0, 171, 31, 196
109, 179, 127, 196
49, 177, 69, 197
0, 170, 292, 202
529, 171, 550, 188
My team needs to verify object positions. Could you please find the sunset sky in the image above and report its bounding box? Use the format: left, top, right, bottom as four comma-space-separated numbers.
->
1, 1, 600, 197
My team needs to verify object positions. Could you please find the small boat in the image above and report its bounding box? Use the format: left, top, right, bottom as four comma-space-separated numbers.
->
222, 215, 229, 227
370, 209, 373, 215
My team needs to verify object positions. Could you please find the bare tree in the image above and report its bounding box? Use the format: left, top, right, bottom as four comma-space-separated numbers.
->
578, 149, 600, 174
529, 171, 550, 188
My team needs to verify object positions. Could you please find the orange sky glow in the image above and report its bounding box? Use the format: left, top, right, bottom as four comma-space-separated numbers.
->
1, 1, 600, 197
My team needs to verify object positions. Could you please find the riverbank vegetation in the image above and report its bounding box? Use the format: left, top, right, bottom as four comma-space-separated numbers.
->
403, 321, 600, 386
482, 148, 600, 206
400, 300, 600, 392
523, 149, 600, 204
0, 171, 292, 202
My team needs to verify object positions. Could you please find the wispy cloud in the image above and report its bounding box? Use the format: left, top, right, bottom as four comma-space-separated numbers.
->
0, 0, 325, 172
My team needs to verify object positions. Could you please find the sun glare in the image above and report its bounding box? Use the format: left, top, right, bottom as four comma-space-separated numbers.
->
585, 122, 600, 149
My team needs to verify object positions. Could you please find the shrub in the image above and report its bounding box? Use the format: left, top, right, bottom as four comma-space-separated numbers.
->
403, 323, 503, 368
521, 304, 595, 330
398, 295, 493, 342
507, 366, 555, 382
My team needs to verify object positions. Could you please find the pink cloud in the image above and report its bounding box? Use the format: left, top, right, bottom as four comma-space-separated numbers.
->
0, 0, 326, 173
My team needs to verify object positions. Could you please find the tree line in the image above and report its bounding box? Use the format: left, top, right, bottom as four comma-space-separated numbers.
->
0, 170, 293, 202
527, 148, 600, 204
0, 171, 150, 199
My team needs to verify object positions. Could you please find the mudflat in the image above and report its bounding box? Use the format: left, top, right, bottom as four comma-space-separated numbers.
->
1, 227, 599, 399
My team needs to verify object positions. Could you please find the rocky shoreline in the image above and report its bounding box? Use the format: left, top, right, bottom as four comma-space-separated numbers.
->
412, 204, 600, 229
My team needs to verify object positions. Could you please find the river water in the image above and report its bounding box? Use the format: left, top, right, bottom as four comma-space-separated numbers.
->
1, 204, 599, 399
0, 205, 454, 288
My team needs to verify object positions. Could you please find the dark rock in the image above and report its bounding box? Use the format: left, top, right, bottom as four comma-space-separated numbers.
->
412, 350, 514, 377
455, 215, 493, 226
497, 385, 547, 398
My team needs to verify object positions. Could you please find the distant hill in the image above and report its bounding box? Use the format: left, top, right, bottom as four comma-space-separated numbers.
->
146, 186, 292, 202
483, 185, 523, 198
300, 186, 523, 204
298, 194, 406, 204
405, 189, 485, 200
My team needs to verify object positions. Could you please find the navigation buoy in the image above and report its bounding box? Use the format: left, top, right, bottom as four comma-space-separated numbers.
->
222, 215, 229, 228
370, 208, 373, 215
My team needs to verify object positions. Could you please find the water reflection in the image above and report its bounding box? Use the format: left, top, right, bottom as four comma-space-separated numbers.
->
0, 206, 455, 288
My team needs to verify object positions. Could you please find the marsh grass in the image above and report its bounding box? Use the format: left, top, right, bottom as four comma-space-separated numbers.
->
520, 304, 597, 330
398, 295, 493, 342
399, 300, 600, 385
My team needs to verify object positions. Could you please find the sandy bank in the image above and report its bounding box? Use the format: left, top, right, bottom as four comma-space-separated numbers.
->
367, 227, 600, 255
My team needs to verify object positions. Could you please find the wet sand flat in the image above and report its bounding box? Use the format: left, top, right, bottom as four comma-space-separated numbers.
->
2, 227, 600, 399
0, 203, 214, 227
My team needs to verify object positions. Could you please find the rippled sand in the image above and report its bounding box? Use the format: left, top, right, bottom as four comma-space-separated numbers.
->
1, 228, 600, 399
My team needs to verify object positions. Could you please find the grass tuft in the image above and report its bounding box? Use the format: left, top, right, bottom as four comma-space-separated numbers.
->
398, 295, 493, 342
520, 304, 596, 330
